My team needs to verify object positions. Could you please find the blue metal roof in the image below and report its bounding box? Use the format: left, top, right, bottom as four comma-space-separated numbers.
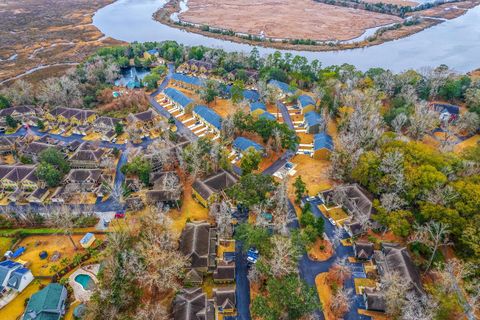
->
298, 95, 315, 108
193, 105, 222, 130
243, 89, 260, 102
259, 111, 276, 121
164, 87, 194, 108
80, 233, 94, 245
172, 73, 206, 87
268, 80, 295, 94
314, 132, 334, 151
0, 260, 20, 269
146, 49, 158, 55
249, 102, 266, 113
233, 137, 264, 152
304, 111, 323, 128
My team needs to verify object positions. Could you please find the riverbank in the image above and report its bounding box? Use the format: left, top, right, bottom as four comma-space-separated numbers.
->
154, 0, 477, 52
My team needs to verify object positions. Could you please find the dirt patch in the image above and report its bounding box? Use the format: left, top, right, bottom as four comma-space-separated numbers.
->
308, 238, 334, 262
179, 0, 401, 41
289, 155, 333, 197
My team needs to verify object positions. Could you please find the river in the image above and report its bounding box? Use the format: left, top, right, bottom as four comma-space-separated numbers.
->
92, 0, 480, 72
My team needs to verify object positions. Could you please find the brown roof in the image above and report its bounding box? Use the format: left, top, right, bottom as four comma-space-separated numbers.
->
0, 105, 35, 117
22, 142, 55, 155
94, 116, 120, 128
70, 143, 105, 162
145, 190, 181, 204
1, 165, 37, 183
364, 288, 386, 312
354, 241, 374, 259
173, 287, 214, 320
192, 170, 237, 201
213, 260, 235, 281
50, 107, 95, 121
213, 287, 236, 310
131, 109, 157, 122
65, 169, 102, 183
179, 222, 216, 269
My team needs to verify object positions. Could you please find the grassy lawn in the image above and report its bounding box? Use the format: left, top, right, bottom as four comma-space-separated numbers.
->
0, 237, 13, 254
217, 240, 235, 258
16, 234, 104, 277
308, 238, 333, 262
289, 155, 332, 197
0, 227, 98, 237
353, 278, 377, 295
454, 134, 480, 153
0, 279, 50, 320
315, 272, 335, 320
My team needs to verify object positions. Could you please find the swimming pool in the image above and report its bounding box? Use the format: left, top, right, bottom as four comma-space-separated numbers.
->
74, 274, 96, 291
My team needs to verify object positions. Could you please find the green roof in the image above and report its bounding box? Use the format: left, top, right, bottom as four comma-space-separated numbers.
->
23, 283, 66, 320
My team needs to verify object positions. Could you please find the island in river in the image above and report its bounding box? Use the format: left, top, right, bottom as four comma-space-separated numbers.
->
155, 0, 480, 52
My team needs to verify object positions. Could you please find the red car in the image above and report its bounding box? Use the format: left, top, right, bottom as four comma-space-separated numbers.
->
114, 212, 125, 219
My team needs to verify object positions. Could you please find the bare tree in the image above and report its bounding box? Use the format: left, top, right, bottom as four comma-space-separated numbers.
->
401, 291, 437, 320
380, 192, 406, 213
37, 75, 82, 108
424, 185, 457, 206
270, 180, 293, 236
328, 258, 352, 284
1, 79, 34, 105
374, 70, 396, 97
392, 113, 409, 135
456, 111, 480, 136
407, 101, 439, 140
136, 303, 169, 320
380, 270, 410, 317
268, 235, 300, 277
210, 201, 233, 239
408, 221, 451, 272
247, 263, 263, 284
379, 150, 405, 193
330, 287, 353, 318
47, 205, 84, 250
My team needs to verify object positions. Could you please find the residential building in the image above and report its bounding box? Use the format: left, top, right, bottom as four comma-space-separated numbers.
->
192, 169, 237, 207
27, 188, 50, 204
178, 59, 214, 75
163, 87, 195, 112
232, 137, 265, 156
171, 73, 206, 90
373, 243, 423, 294
69, 142, 108, 169
363, 288, 386, 313
213, 260, 236, 283
22, 283, 67, 320
192, 105, 222, 134
303, 111, 323, 134
179, 222, 217, 276
0, 260, 34, 293
173, 287, 215, 320
268, 79, 296, 97
45, 107, 97, 126
249, 101, 267, 117
353, 241, 375, 260
143, 48, 159, 60
126, 109, 162, 130
0, 137, 17, 155
64, 169, 104, 192
213, 287, 236, 316
0, 105, 37, 124
20, 141, 60, 162
297, 95, 316, 114
93, 116, 121, 133
0, 165, 39, 191
313, 132, 333, 160
259, 111, 276, 121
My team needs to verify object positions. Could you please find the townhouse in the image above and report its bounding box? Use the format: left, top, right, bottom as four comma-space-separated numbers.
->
297, 95, 316, 114
163, 87, 195, 112
313, 132, 334, 160
192, 105, 222, 134
192, 169, 237, 207
171, 73, 206, 91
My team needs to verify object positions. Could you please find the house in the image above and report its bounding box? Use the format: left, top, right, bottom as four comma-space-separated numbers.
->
163, 87, 195, 112
20, 141, 60, 162
249, 101, 267, 117
0, 260, 34, 293
227, 69, 259, 85
126, 109, 162, 130
259, 111, 276, 121
145, 190, 181, 207
373, 243, 423, 294
353, 241, 375, 260
268, 79, 296, 97
303, 111, 323, 134
93, 116, 121, 133
213, 287, 236, 316
192, 105, 222, 134
0, 137, 18, 155
22, 283, 67, 320
431, 102, 460, 122
232, 137, 265, 156
45, 107, 97, 126
313, 132, 333, 160
179, 222, 217, 275
178, 59, 214, 75
0, 105, 36, 124
192, 169, 237, 207
27, 188, 50, 204
171, 73, 206, 90
0, 165, 39, 191
322, 184, 374, 236
69, 142, 109, 169
64, 169, 104, 192
213, 260, 236, 283
50, 186, 67, 204
79, 233, 96, 249
143, 48, 159, 60
363, 288, 386, 313
146, 171, 182, 207
297, 95, 316, 114
173, 287, 215, 320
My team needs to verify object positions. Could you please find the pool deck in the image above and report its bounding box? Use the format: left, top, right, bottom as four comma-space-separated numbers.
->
68, 264, 100, 302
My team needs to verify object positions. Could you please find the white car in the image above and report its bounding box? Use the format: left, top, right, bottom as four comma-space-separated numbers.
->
307, 196, 316, 202
328, 218, 337, 226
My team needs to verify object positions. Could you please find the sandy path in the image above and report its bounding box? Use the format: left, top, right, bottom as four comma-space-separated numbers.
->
180, 0, 401, 41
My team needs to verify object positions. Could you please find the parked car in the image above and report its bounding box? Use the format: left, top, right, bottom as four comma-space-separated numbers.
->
247, 248, 259, 264
115, 212, 125, 219
328, 218, 336, 226
307, 196, 316, 202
